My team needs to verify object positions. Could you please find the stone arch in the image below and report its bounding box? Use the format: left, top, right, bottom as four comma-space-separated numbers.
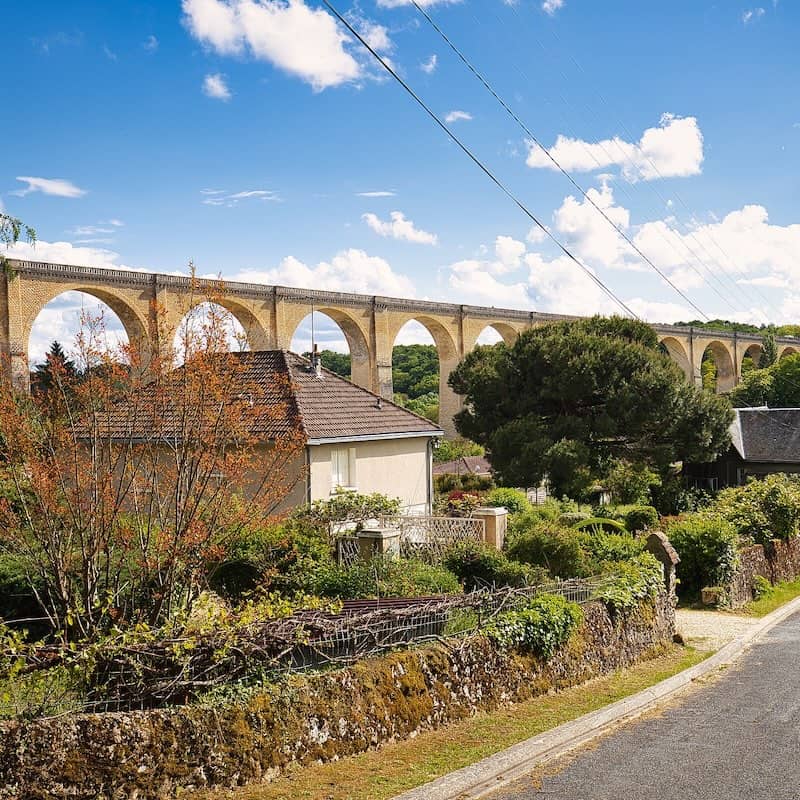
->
779, 345, 799, 360
658, 336, 692, 381
389, 315, 460, 434
287, 306, 372, 388
478, 322, 520, 347
171, 297, 272, 353
741, 343, 763, 375
23, 285, 152, 366
698, 340, 736, 393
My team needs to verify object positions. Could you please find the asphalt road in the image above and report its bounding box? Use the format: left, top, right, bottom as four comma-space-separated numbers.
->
490, 610, 800, 800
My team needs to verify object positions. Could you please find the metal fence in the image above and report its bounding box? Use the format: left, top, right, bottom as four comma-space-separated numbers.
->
78, 577, 607, 712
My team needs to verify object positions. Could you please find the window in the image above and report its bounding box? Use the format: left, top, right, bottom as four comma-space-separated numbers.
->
331, 447, 357, 490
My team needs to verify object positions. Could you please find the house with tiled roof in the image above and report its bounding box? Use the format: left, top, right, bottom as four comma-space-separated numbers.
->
684, 408, 800, 490
100, 349, 444, 513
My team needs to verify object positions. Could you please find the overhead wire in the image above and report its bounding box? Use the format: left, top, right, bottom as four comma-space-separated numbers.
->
500, 1, 778, 322
319, 0, 638, 319
410, 0, 769, 323
324, 0, 800, 442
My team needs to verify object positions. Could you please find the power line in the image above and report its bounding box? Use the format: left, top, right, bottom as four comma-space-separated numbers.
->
319, 0, 638, 320
500, 2, 779, 322
410, 0, 735, 322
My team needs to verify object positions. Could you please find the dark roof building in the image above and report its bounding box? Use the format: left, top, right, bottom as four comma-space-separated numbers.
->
684, 408, 800, 490
433, 455, 492, 477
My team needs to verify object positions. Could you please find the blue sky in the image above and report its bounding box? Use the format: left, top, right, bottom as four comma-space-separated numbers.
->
2, 0, 799, 362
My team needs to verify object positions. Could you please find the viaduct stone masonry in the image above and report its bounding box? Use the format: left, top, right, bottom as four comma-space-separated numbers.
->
3, 259, 798, 437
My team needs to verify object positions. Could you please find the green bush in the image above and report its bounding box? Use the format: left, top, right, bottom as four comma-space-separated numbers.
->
484, 594, 583, 658
557, 511, 592, 526
622, 505, 659, 533
443, 540, 544, 591
752, 574, 772, 600
434, 437, 485, 463
665, 514, 739, 597
295, 489, 402, 532
603, 461, 661, 505
578, 531, 645, 569
210, 520, 333, 599
715, 474, 800, 545
434, 473, 494, 494
308, 557, 461, 599
506, 522, 589, 579
595, 553, 664, 612
483, 487, 532, 516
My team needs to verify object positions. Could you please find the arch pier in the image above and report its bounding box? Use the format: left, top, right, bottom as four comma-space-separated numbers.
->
4, 260, 794, 437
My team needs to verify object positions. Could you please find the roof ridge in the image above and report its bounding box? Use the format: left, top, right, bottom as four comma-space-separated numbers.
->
278, 350, 309, 438
285, 350, 442, 432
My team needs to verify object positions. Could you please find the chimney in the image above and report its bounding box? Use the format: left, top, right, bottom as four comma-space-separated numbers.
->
311, 343, 323, 379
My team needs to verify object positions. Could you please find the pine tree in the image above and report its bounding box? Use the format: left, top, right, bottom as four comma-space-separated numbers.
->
31, 341, 78, 396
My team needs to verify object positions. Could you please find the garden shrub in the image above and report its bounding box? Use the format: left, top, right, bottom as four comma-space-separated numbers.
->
595, 553, 664, 612
752, 574, 772, 600
294, 489, 402, 532
664, 514, 739, 597
715, 474, 800, 545
506, 522, 589, 579
557, 511, 592, 526
308, 557, 461, 599
578, 531, 645, 570
622, 505, 659, 533
603, 461, 661, 505
434, 473, 494, 494
210, 520, 333, 599
484, 593, 582, 658
483, 487, 532, 516
443, 540, 544, 591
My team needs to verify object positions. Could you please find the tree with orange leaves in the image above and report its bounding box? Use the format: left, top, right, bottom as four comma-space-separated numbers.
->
0, 272, 305, 641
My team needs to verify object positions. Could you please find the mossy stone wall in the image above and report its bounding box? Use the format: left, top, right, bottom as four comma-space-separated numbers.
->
0, 594, 675, 800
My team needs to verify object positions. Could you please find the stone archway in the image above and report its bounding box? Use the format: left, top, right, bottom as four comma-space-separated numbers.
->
659, 336, 692, 382
698, 340, 737, 393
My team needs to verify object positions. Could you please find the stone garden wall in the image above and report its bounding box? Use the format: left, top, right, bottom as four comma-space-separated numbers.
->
727, 538, 800, 607
0, 594, 675, 800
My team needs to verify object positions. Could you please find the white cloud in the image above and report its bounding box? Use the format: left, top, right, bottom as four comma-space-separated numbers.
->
13, 176, 87, 198
526, 114, 704, 182
420, 54, 437, 74
553, 180, 632, 266
742, 7, 765, 23
363, 211, 438, 244
143, 35, 159, 51
236, 248, 417, 297
356, 190, 396, 197
445, 110, 472, 124
203, 72, 232, 100
542, 0, 564, 15
494, 235, 526, 272
182, 0, 362, 91
70, 220, 124, 236
201, 188, 280, 206
103, 44, 118, 61
448, 259, 530, 307
357, 20, 392, 53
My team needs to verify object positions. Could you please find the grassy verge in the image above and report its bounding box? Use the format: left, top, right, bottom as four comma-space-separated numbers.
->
195, 644, 706, 800
743, 577, 800, 617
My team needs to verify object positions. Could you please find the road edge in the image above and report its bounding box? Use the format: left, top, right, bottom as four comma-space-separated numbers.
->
392, 595, 800, 800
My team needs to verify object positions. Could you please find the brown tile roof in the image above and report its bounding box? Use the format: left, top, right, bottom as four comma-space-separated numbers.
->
432, 455, 492, 476
97, 351, 442, 443
282, 351, 442, 441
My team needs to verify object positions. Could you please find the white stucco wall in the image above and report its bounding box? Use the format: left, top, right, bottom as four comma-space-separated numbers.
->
309, 436, 433, 513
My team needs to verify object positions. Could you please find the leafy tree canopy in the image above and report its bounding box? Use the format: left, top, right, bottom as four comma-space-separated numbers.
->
729, 353, 800, 408
392, 344, 439, 399
449, 316, 733, 498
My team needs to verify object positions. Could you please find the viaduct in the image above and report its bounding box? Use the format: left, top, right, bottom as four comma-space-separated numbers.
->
2, 259, 797, 437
